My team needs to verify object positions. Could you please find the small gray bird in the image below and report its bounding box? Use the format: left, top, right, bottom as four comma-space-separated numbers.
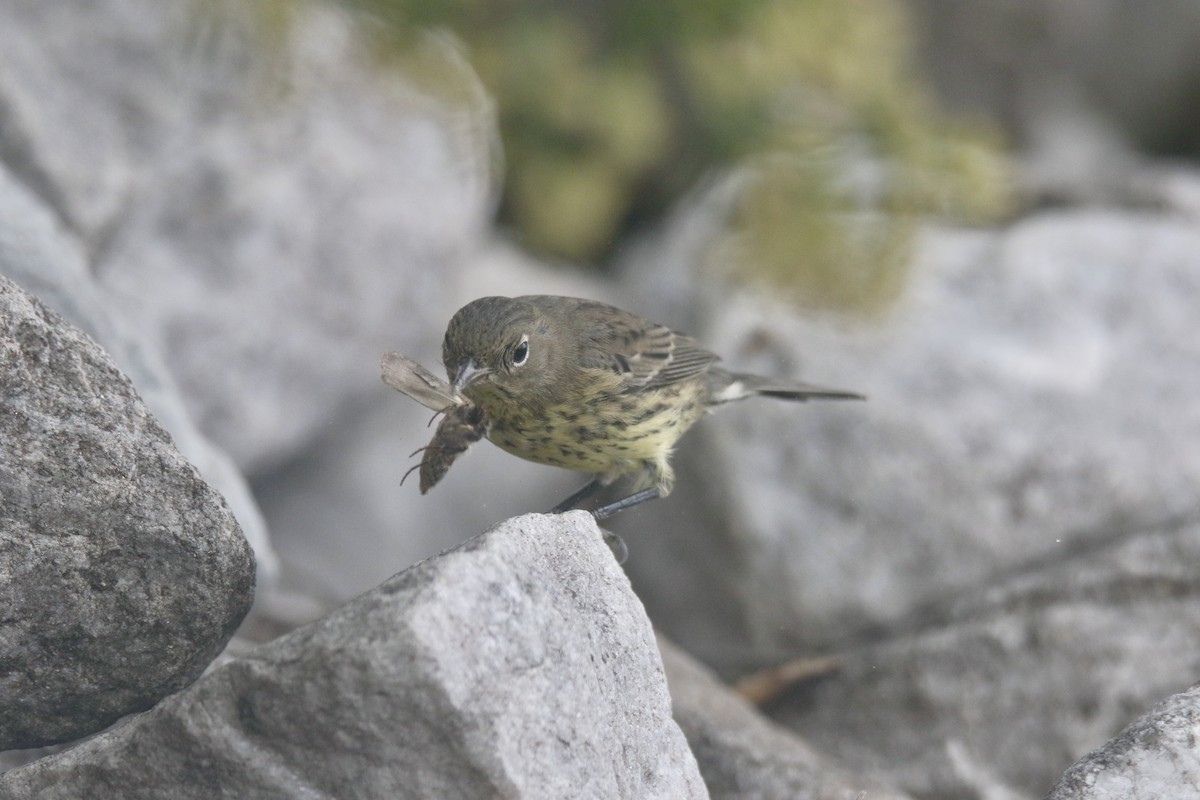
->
439, 295, 863, 519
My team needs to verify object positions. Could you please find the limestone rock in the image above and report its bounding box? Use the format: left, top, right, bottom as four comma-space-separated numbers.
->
622, 209, 1200, 673
617, 200, 1200, 798
1, 513, 706, 799
0, 275, 255, 749
0, 160, 277, 585
772, 516, 1200, 798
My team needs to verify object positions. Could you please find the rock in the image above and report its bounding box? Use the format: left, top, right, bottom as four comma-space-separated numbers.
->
0, 159, 277, 586
0, 0, 495, 472
613, 197, 1200, 798
1047, 684, 1200, 800
619, 207, 1200, 673
770, 515, 1200, 799
0, 513, 708, 800
660, 637, 911, 800
0, 275, 255, 750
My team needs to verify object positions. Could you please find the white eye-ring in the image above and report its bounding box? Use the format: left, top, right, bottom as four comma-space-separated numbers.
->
512, 334, 530, 366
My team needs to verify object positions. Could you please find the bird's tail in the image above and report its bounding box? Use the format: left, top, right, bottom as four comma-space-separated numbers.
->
708, 369, 865, 404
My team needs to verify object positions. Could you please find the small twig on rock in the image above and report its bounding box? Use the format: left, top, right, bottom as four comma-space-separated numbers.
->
734, 653, 844, 706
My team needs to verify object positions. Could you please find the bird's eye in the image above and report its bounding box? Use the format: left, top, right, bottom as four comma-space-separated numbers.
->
512, 336, 529, 366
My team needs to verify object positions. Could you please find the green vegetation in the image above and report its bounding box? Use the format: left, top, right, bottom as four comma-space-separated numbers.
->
222, 0, 1012, 311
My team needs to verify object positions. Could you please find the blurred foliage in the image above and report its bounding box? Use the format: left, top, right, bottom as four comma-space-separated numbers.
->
225, 0, 1012, 311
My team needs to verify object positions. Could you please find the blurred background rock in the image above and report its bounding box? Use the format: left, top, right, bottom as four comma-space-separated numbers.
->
3, 0, 1200, 796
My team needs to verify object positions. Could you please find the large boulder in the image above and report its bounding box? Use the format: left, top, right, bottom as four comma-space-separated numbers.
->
0, 513, 706, 799
617, 199, 1200, 797
772, 515, 1200, 798
0, 275, 255, 750
0, 160, 276, 585
621, 208, 1200, 671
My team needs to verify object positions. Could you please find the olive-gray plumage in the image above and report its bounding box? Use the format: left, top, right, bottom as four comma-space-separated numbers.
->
442, 295, 862, 516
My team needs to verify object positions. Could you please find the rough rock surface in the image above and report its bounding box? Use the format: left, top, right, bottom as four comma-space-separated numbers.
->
616, 201, 1200, 798
0, 160, 277, 584
660, 638, 910, 800
772, 515, 1200, 798
0, 513, 707, 800
0, 275, 255, 750
1047, 684, 1200, 800
621, 209, 1200, 664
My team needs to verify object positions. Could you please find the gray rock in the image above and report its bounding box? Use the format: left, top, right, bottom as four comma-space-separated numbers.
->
0, 513, 708, 800
771, 515, 1200, 799
0, 275, 255, 750
0, 159, 277, 585
0, 0, 494, 473
620, 207, 1200, 673
614, 197, 1200, 798
660, 637, 910, 800
1047, 684, 1200, 800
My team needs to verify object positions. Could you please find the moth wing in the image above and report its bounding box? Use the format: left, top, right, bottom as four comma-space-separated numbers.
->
381, 352, 459, 411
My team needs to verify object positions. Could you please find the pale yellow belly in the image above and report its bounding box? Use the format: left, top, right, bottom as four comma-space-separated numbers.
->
484, 383, 708, 480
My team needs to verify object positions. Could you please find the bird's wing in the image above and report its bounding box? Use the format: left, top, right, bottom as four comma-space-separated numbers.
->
625, 325, 720, 389
573, 300, 719, 390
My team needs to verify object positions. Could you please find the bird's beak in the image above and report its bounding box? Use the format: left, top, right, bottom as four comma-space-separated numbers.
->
452, 358, 488, 395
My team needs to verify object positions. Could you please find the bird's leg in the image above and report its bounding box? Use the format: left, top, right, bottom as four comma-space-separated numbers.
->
589, 487, 661, 521
550, 478, 604, 513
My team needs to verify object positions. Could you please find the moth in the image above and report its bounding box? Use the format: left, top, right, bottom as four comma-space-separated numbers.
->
380, 352, 489, 493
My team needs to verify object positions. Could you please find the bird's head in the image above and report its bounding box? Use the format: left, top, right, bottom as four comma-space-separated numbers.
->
441, 296, 561, 410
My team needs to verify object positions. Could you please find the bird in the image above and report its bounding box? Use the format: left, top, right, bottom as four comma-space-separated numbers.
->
438, 294, 863, 520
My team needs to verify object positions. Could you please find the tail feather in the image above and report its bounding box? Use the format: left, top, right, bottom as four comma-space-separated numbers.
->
709, 370, 865, 404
